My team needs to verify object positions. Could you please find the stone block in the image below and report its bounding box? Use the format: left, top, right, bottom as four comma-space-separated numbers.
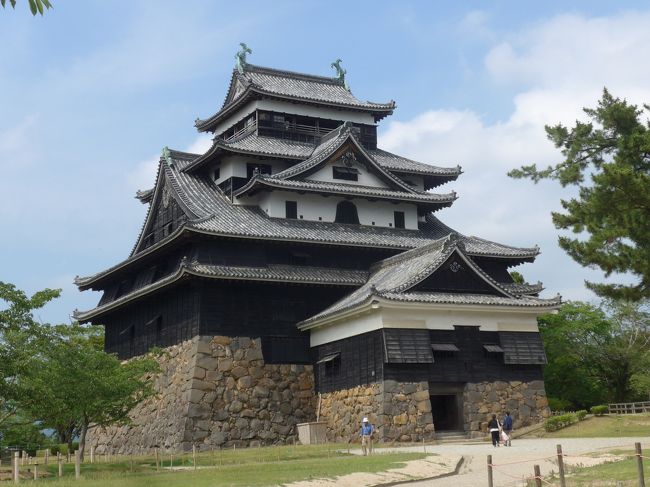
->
416, 400, 431, 413
218, 358, 233, 372
195, 355, 219, 371
237, 376, 253, 389
212, 336, 232, 346
229, 400, 243, 413
196, 340, 212, 355
192, 380, 216, 391
412, 391, 430, 402
383, 380, 399, 393
231, 366, 248, 379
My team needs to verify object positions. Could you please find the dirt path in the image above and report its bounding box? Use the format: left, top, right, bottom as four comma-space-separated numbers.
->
284, 454, 462, 487
377, 437, 650, 487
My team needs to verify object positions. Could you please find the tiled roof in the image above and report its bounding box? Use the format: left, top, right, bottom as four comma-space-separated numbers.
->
378, 292, 561, 308
234, 176, 456, 207
74, 261, 367, 322
368, 149, 462, 178
299, 236, 558, 328
502, 282, 544, 296
269, 125, 419, 195
75, 150, 539, 288
195, 65, 395, 132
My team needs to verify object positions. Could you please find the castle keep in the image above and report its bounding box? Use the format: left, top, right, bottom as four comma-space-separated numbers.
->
75, 46, 558, 452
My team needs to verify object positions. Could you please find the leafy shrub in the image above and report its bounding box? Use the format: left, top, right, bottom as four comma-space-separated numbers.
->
548, 397, 572, 412
576, 410, 588, 421
544, 412, 578, 432
590, 405, 608, 416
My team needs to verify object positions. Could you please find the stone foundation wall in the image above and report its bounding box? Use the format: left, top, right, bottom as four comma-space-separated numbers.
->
463, 380, 550, 434
318, 380, 435, 443
87, 336, 316, 453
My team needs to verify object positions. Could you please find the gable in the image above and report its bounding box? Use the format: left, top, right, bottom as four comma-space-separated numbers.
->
293, 140, 412, 191
135, 182, 189, 254
410, 250, 508, 296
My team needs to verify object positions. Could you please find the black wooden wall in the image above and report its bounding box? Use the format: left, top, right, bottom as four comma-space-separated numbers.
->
313, 327, 544, 393
103, 283, 200, 359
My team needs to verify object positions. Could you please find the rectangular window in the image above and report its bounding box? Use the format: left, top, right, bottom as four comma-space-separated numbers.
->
333, 166, 359, 181
394, 211, 405, 229
247, 163, 272, 179
285, 201, 297, 219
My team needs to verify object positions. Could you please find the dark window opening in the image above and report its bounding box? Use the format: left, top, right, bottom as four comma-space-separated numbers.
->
335, 201, 360, 224
285, 201, 297, 219
333, 166, 359, 181
115, 278, 133, 299
246, 163, 272, 179
394, 211, 405, 229
213, 167, 220, 181
166, 222, 174, 235
155, 316, 163, 344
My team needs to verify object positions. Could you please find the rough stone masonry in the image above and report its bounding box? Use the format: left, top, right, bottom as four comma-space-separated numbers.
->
86, 336, 316, 454
86, 337, 550, 453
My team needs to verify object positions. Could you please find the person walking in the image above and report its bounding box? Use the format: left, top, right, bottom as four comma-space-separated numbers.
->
487, 414, 500, 447
502, 411, 513, 446
359, 417, 374, 455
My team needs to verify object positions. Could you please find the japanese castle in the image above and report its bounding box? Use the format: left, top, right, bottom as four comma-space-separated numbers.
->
75, 45, 560, 451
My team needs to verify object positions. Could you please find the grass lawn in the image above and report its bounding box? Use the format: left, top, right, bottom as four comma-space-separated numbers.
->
0, 444, 428, 486
533, 414, 650, 438
559, 450, 650, 486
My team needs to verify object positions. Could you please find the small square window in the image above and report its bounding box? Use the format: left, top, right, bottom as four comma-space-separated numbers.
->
285, 201, 297, 219
333, 166, 359, 181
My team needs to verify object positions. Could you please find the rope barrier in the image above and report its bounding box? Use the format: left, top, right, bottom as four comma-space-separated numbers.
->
488, 455, 556, 467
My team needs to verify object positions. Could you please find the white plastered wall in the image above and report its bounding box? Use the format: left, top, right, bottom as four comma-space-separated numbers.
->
214, 156, 290, 186
309, 304, 544, 347
309, 159, 388, 188
246, 190, 419, 229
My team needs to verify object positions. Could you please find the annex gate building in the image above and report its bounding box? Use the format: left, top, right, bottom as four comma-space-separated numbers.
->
75, 47, 559, 452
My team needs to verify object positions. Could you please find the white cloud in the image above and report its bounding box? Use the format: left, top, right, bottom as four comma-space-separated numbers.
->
381, 10, 649, 302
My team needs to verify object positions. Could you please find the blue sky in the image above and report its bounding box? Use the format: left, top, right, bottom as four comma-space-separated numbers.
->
1, 0, 648, 324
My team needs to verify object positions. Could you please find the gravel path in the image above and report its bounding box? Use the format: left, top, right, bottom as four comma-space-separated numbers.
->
355, 437, 650, 487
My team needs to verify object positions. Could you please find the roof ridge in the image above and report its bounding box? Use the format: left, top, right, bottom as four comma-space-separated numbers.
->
243, 64, 344, 86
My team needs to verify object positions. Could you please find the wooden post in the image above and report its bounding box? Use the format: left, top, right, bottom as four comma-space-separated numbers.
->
636, 442, 646, 487
557, 444, 566, 487
487, 454, 493, 487
44, 449, 49, 466
192, 444, 197, 470
534, 464, 542, 487
13, 451, 20, 484
75, 450, 81, 480
90, 446, 95, 464
58, 454, 63, 477
33, 462, 38, 481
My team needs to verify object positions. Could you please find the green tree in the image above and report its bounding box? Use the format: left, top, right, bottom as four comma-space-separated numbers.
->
539, 300, 650, 407
0, 282, 60, 427
22, 323, 160, 460
509, 89, 650, 301
0, 0, 52, 15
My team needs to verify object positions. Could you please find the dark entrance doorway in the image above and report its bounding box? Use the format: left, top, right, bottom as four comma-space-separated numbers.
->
429, 382, 464, 432
430, 395, 461, 431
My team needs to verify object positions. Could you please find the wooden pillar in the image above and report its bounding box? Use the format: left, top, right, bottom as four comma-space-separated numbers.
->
13, 451, 20, 484
636, 442, 646, 487
75, 450, 81, 480
557, 444, 566, 487
534, 464, 542, 487
44, 449, 49, 466
487, 454, 493, 487
33, 463, 38, 481
58, 453, 63, 477
90, 446, 95, 464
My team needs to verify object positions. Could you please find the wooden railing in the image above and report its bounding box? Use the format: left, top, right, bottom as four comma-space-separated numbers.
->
608, 401, 650, 414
